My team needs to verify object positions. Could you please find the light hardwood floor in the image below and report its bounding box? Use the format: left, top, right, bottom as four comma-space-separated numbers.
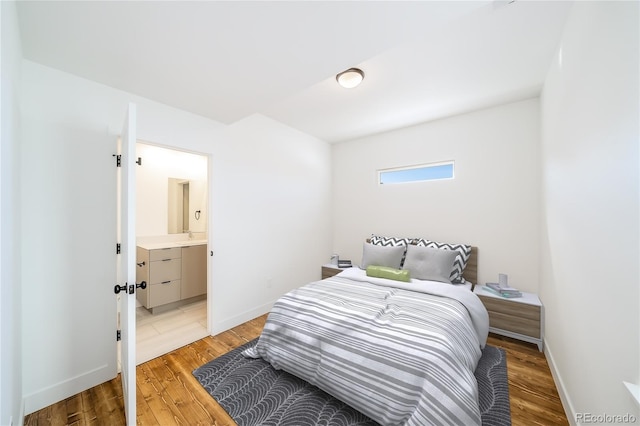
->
25, 315, 569, 426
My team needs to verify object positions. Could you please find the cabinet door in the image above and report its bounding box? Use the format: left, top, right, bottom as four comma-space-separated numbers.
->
181, 245, 207, 299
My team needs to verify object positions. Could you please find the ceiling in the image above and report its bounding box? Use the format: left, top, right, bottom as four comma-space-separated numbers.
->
16, 1, 573, 143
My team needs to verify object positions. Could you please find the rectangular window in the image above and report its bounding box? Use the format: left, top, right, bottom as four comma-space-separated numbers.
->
378, 161, 454, 185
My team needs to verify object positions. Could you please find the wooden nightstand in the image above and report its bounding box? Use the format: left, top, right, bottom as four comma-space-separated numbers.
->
473, 285, 544, 351
321, 264, 350, 279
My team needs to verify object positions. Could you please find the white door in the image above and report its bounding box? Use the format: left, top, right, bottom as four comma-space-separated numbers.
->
117, 102, 137, 424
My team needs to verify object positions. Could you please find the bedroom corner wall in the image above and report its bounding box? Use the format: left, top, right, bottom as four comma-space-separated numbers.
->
540, 2, 639, 424
211, 114, 332, 333
331, 98, 540, 292
19, 61, 332, 412
1, 1, 23, 424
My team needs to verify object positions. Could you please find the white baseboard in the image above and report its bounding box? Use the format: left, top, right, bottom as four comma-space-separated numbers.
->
18, 399, 24, 426
544, 338, 577, 426
210, 301, 274, 336
23, 364, 114, 416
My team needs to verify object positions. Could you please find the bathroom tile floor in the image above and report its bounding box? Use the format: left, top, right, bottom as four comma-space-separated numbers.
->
136, 299, 208, 365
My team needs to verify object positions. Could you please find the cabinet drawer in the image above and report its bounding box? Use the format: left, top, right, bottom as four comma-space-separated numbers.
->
478, 295, 541, 339
150, 247, 182, 261
149, 258, 181, 283
149, 280, 181, 307
486, 311, 541, 338
322, 266, 338, 279
478, 296, 540, 321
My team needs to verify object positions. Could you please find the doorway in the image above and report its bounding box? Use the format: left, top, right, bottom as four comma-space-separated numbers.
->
134, 141, 210, 364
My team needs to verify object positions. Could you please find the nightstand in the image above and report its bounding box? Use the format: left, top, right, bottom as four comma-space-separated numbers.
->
321, 264, 350, 279
473, 285, 544, 351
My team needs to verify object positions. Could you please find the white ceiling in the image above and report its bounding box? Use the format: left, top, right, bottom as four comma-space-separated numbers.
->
16, 1, 573, 143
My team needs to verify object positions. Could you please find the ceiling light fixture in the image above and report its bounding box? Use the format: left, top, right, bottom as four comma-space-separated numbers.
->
336, 68, 365, 89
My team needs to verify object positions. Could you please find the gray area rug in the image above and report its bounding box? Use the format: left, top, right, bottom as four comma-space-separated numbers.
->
193, 339, 511, 426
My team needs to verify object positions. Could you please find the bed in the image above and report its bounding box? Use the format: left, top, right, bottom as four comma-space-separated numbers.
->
243, 236, 489, 426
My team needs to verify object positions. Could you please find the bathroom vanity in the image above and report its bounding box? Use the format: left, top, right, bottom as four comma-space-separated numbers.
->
135, 240, 207, 313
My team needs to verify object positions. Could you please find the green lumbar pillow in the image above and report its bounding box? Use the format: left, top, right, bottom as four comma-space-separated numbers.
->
366, 265, 411, 282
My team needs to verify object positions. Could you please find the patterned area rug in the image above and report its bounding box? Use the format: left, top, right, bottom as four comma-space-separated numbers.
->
193, 339, 511, 426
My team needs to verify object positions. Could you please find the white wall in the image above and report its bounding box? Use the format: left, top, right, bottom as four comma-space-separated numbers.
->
19, 61, 332, 413
332, 98, 540, 291
20, 63, 123, 414
540, 2, 639, 424
211, 114, 332, 332
1, 1, 23, 424
136, 143, 208, 237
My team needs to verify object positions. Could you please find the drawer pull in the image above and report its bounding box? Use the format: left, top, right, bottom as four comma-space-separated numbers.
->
161, 280, 172, 284
162, 259, 172, 262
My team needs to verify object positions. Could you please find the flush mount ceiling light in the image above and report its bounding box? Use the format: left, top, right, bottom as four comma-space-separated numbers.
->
336, 68, 365, 89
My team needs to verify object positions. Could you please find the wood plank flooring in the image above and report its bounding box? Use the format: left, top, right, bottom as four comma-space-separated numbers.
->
24, 315, 568, 426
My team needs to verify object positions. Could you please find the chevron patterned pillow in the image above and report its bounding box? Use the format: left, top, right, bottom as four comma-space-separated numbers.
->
369, 235, 413, 266
369, 235, 414, 247
414, 238, 472, 284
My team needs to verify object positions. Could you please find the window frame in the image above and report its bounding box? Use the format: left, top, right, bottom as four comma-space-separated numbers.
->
377, 161, 455, 185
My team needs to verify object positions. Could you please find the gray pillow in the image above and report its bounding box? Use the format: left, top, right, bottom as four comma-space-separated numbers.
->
402, 245, 458, 283
414, 238, 471, 284
360, 243, 405, 270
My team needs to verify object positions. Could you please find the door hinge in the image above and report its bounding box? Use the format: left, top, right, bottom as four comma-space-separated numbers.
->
113, 154, 122, 167
116, 330, 121, 341
136, 157, 142, 166
116, 243, 121, 254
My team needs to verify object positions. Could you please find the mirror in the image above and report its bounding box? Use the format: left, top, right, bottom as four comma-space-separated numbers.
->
168, 177, 207, 234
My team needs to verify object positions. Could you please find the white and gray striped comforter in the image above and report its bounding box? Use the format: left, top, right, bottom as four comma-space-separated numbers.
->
243, 268, 490, 426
